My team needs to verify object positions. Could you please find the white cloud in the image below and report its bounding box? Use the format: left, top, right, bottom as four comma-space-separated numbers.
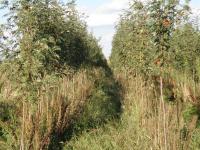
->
190, 8, 200, 27
192, 7, 200, 16
78, 0, 129, 27
76, 0, 130, 58
96, 0, 129, 14
77, 0, 200, 58
87, 14, 118, 27
99, 30, 115, 58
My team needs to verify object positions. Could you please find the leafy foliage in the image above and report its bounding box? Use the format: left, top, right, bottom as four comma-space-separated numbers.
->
110, 0, 193, 76
0, 0, 119, 149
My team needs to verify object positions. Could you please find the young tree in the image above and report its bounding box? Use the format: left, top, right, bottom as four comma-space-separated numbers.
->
0, 0, 108, 149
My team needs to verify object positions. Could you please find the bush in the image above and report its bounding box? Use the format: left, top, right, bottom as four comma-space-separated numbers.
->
73, 67, 121, 131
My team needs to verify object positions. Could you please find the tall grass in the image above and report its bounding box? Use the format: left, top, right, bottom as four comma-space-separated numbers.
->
64, 70, 200, 150
0, 66, 121, 150
0, 69, 93, 150
64, 72, 151, 150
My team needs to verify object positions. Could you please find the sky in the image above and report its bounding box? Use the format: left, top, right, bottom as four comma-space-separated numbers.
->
76, 0, 129, 58
75, 0, 200, 58
0, 0, 200, 58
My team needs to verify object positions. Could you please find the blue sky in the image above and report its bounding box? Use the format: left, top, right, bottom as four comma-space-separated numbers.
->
76, 0, 200, 58
75, 0, 129, 58
190, 0, 200, 8
1, 0, 200, 58
76, 0, 105, 7
75, 0, 200, 58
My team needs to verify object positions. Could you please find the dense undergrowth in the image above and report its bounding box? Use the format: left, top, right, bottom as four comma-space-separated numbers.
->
0, 0, 120, 149
0, 66, 120, 150
64, 70, 200, 150
65, 0, 200, 150
1, 0, 200, 150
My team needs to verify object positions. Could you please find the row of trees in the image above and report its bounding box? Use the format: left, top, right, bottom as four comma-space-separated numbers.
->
0, 0, 106, 78
0, 0, 121, 149
62, 1, 200, 149
0, 0, 109, 107
110, 0, 200, 79
110, 0, 200, 149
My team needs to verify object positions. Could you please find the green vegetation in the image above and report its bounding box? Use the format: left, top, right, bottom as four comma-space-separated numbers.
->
1, 0, 200, 150
0, 0, 119, 149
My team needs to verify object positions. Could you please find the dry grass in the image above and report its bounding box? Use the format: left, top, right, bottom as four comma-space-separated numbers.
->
0, 69, 93, 150
1, 68, 200, 150
64, 70, 200, 150
118, 71, 200, 150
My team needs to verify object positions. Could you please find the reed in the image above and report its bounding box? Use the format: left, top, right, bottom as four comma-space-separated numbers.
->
64, 70, 200, 150
0, 69, 93, 149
